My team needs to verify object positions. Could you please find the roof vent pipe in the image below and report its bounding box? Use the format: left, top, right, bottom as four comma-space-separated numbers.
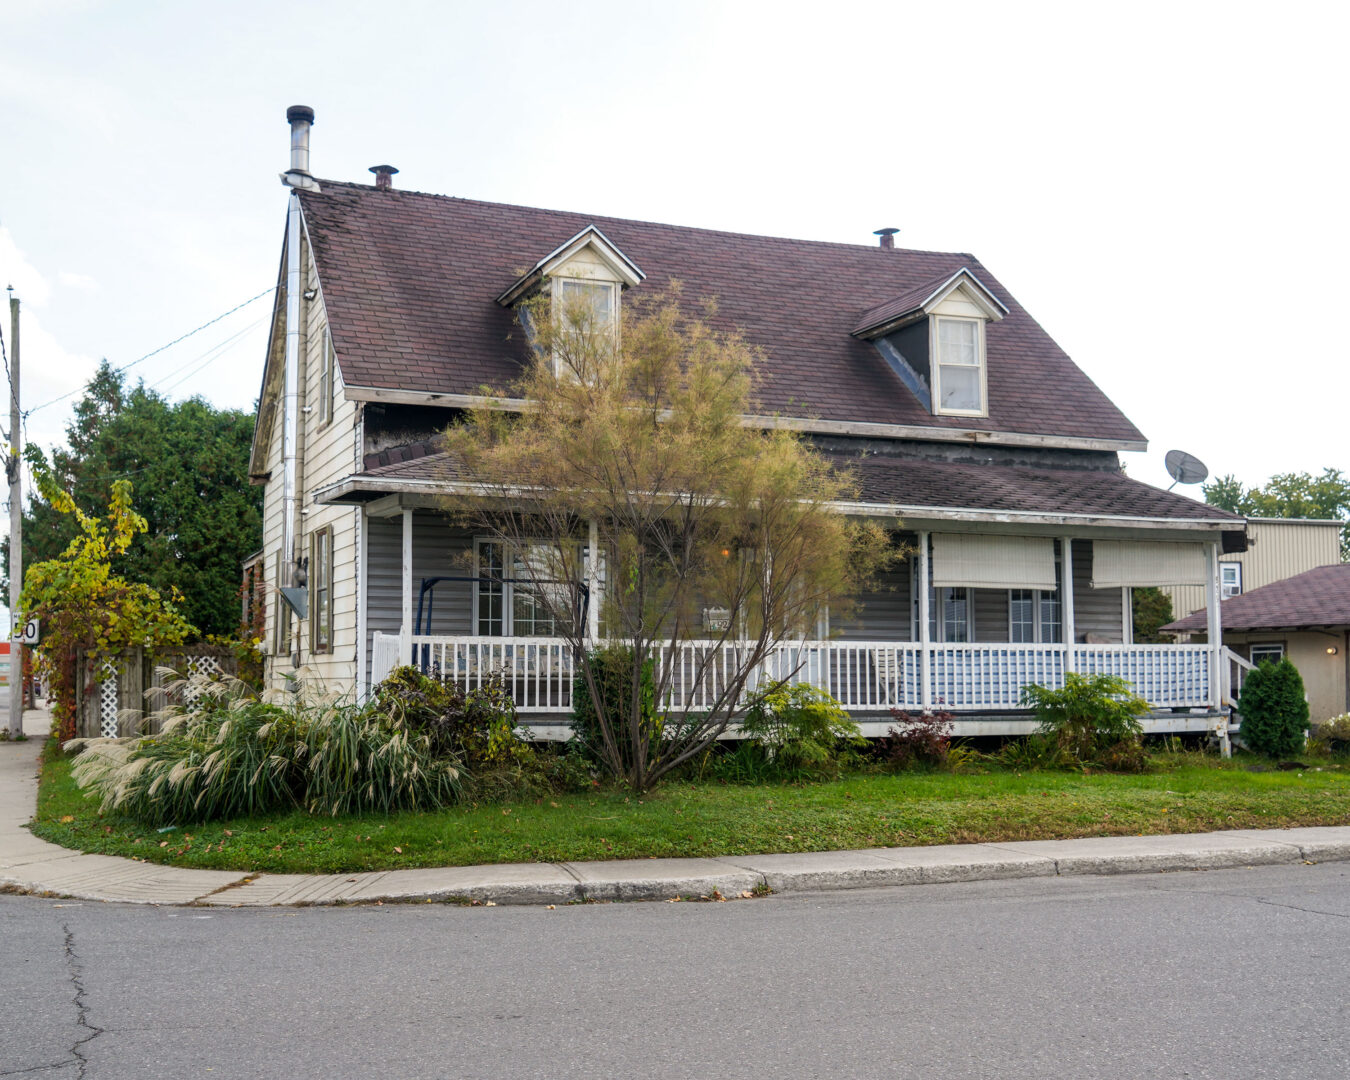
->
369, 164, 399, 191
874, 227, 899, 250
282, 105, 320, 191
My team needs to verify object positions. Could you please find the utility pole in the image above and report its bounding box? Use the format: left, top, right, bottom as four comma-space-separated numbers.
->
7, 287, 21, 739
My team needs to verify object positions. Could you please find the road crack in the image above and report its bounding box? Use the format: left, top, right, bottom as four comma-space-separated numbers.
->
1253, 897, 1350, 920
63, 923, 105, 1079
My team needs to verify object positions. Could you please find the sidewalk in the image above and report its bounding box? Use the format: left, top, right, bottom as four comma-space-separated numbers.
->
5, 708, 1350, 908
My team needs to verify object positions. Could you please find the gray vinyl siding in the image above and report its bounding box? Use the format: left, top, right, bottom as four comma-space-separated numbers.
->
835, 559, 912, 641
1072, 539, 1124, 643
365, 513, 474, 677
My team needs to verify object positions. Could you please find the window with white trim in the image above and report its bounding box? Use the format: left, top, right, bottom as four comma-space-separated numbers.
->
474, 539, 582, 637
924, 584, 973, 642
310, 528, 331, 654
933, 316, 986, 416
316, 329, 335, 426
1249, 642, 1284, 665
551, 278, 617, 379
1009, 558, 1063, 644
1220, 562, 1242, 599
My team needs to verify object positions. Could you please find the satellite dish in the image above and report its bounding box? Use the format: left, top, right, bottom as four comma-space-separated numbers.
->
1165, 449, 1209, 490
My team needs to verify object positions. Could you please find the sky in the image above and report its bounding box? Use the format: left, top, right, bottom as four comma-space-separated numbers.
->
1, 0, 1347, 626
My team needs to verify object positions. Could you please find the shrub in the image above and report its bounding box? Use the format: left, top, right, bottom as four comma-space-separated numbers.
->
1020, 672, 1149, 772
373, 666, 527, 770
882, 710, 954, 769
1311, 713, 1350, 755
738, 682, 862, 778
570, 645, 659, 770
1237, 658, 1309, 759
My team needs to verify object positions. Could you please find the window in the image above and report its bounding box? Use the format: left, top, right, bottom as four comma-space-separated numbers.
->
551, 278, 617, 378
924, 585, 973, 642
933, 316, 986, 416
317, 329, 335, 426
310, 528, 331, 653
1249, 643, 1284, 666
1220, 562, 1242, 599
274, 551, 291, 656
474, 540, 577, 637
1009, 559, 1063, 644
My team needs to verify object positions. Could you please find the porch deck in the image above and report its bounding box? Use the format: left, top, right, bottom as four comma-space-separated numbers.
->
372, 633, 1243, 736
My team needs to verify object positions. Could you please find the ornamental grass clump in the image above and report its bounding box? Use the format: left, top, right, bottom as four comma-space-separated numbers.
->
67, 670, 464, 825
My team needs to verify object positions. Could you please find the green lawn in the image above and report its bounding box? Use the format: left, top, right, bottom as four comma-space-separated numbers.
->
28, 744, 1350, 875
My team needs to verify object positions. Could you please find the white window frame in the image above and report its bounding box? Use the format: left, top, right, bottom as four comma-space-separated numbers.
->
316, 329, 336, 427
551, 277, 619, 379
930, 315, 988, 417
1008, 555, 1063, 644
1249, 642, 1285, 665
472, 538, 582, 638
918, 584, 974, 643
1220, 562, 1242, 599
310, 527, 331, 654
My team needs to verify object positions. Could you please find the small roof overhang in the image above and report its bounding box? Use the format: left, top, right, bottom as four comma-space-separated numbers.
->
496, 224, 646, 308
852, 267, 1010, 340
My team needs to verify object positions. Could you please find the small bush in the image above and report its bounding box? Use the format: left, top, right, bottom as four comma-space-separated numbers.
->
1020, 672, 1149, 772
373, 666, 527, 770
1237, 658, 1309, 759
570, 645, 659, 769
882, 710, 954, 769
1312, 713, 1350, 755
738, 683, 862, 778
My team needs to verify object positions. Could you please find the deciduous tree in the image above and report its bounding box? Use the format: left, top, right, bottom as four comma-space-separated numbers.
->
445, 288, 894, 790
1205, 468, 1350, 559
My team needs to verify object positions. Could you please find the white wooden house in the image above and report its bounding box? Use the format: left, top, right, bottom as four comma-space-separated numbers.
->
249, 107, 1248, 739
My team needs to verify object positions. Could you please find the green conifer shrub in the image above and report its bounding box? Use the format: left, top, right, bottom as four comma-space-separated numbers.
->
1236, 658, 1309, 759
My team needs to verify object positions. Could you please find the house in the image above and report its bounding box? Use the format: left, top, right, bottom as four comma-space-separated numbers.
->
249, 106, 1249, 740
1163, 563, 1350, 723
1159, 517, 1342, 619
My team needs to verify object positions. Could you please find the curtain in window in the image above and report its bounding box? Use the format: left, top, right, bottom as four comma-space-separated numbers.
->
931, 533, 1057, 591
1091, 540, 1206, 588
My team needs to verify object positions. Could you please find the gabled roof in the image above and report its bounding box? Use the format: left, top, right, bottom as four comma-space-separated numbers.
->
297, 180, 1146, 448
851, 267, 1008, 339
1165, 563, 1350, 632
495, 224, 645, 307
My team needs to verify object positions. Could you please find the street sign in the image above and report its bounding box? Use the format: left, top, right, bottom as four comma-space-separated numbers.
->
14, 618, 39, 645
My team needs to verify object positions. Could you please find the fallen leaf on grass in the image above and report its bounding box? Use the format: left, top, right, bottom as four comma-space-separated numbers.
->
393, 846, 403, 854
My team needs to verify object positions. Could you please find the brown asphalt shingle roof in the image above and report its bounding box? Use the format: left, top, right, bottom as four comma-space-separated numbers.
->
1165, 563, 1350, 632
300, 180, 1145, 444
338, 441, 1237, 523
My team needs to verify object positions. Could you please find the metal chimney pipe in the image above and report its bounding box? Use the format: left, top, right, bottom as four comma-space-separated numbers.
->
369, 164, 399, 191
287, 105, 315, 175
874, 227, 899, 250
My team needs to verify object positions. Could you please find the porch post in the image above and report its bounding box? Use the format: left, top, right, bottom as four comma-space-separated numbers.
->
586, 518, 600, 642
1205, 540, 1229, 754
1060, 536, 1075, 675
400, 507, 413, 665
917, 530, 932, 711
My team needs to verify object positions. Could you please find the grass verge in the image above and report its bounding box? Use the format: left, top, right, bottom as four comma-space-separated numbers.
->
28, 743, 1350, 875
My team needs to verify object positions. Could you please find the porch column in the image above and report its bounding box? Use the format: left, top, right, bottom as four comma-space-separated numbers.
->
1205, 540, 1230, 756
917, 530, 931, 711
400, 507, 413, 665
1060, 536, 1075, 674
586, 518, 600, 642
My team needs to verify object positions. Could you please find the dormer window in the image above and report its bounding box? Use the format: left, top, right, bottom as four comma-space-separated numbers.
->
934, 316, 985, 415
555, 278, 616, 334
851, 267, 1006, 420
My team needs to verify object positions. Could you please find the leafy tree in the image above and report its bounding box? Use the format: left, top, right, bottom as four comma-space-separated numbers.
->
445, 287, 894, 791
1205, 468, 1350, 559
1236, 657, 1308, 759
21, 448, 194, 740
1131, 586, 1175, 643
8, 361, 261, 636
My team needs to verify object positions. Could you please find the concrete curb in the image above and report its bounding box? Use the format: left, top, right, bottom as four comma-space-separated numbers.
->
6, 711, 1350, 908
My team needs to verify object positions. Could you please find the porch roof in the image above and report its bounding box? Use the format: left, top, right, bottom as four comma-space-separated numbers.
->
1165, 563, 1350, 633
316, 441, 1243, 533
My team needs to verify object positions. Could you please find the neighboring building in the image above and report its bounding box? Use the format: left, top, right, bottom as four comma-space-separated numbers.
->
1164, 564, 1350, 723
1161, 517, 1342, 620
249, 107, 1248, 736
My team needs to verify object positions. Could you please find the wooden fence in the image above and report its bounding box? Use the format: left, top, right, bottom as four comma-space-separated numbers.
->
73, 645, 238, 739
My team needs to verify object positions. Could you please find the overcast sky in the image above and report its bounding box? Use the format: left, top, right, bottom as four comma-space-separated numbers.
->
2, 0, 1347, 625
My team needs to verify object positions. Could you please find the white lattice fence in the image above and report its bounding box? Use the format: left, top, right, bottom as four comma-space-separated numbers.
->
76, 647, 238, 737
98, 660, 120, 739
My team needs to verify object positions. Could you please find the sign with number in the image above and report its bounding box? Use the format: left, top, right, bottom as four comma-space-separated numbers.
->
14, 618, 39, 645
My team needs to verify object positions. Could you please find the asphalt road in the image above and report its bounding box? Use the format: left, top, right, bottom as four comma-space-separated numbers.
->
3, 862, 1348, 1079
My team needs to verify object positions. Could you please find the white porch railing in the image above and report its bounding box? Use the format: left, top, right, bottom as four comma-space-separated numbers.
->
371, 633, 1218, 714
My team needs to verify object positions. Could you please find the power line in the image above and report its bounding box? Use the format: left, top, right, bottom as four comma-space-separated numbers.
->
149, 316, 266, 396
25, 284, 276, 417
